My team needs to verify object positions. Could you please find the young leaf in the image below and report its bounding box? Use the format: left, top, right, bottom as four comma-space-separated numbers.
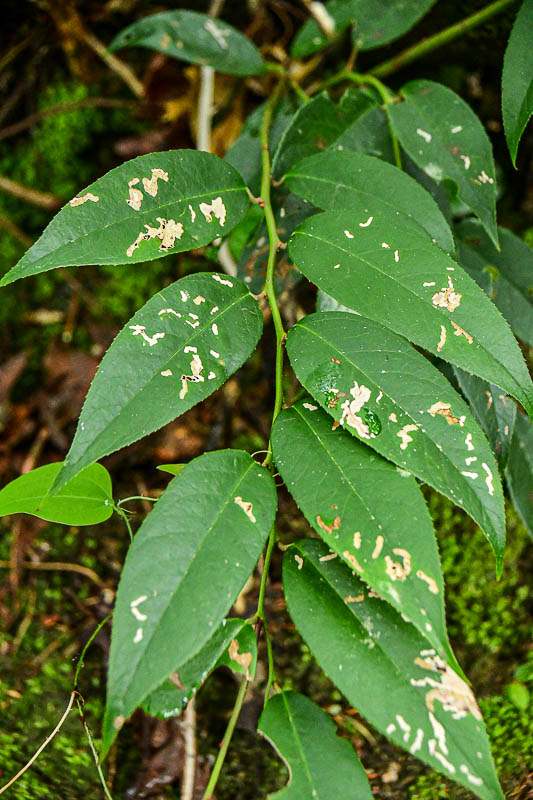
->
142, 619, 257, 719
502, 0, 533, 166
0, 151, 249, 286
285, 150, 455, 255
157, 464, 185, 476
283, 539, 504, 800
258, 691, 373, 799
505, 412, 533, 540
453, 368, 517, 470
0, 462, 113, 525
54, 273, 262, 490
288, 210, 533, 415
286, 313, 506, 563
388, 80, 498, 246
102, 449, 276, 753
455, 219, 533, 347
272, 402, 457, 668
108, 10, 265, 76
291, 0, 437, 57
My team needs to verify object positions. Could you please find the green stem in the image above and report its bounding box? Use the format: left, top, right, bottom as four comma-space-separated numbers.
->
115, 507, 133, 542
201, 677, 249, 800
260, 81, 287, 469
116, 495, 157, 508
371, 0, 517, 78
256, 526, 277, 622
74, 614, 112, 688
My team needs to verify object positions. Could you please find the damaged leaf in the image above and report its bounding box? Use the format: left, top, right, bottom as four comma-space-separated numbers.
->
283, 539, 504, 800
0, 462, 113, 526
109, 10, 265, 76
142, 619, 257, 718
103, 449, 276, 753
54, 273, 262, 489
258, 691, 372, 799
286, 150, 455, 255
288, 210, 533, 416
1, 151, 249, 286
286, 313, 506, 564
388, 80, 498, 246
272, 402, 458, 668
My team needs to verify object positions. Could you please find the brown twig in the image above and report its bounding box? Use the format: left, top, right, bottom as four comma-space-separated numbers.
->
0, 560, 104, 587
181, 698, 197, 800
0, 175, 61, 210
80, 28, 144, 98
0, 97, 135, 144
0, 214, 33, 246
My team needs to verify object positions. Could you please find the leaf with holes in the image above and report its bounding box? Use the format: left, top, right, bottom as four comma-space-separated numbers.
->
258, 691, 373, 799
283, 539, 504, 800
285, 150, 454, 255
272, 402, 458, 668
453, 368, 517, 470
455, 219, 533, 347
291, 0, 437, 57
103, 449, 276, 753
502, 0, 533, 166
286, 313, 506, 564
142, 619, 257, 719
0, 151, 249, 286
288, 210, 533, 415
0, 463, 113, 525
54, 273, 262, 490
108, 10, 265, 76
388, 80, 498, 246
505, 412, 533, 540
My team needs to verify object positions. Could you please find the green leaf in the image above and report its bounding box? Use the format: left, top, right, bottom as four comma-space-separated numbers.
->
55, 273, 262, 490
142, 619, 257, 719
285, 150, 455, 255
0, 462, 113, 525
288, 210, 533, 415
453, 368, 516, 470
157, 464, 185, 476
291, 0, 437, 57
316, 289, 356, 314
286, 313, 506, 563
505, 412, 533, 540
455, 219, 533, 347
335, 89, 395, 162
258, 691, 373, 799
102, 449, 276, 753
0, 151, 249, 286
283, 539, 504, 800
388, 80, 498, 246
108, 10, 265, 76
502, 0, 533, 165
272, 93, 356, 181
272, 402, 457, 668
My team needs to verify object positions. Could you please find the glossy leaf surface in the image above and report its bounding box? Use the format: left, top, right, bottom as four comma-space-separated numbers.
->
286, 313, 506, 562
103, 449, 276, 752
505, 412, 533, 540
286, 150, 455, 254
108, 10, 265, 76
1, 151, 249, 286
291, 0, 437, 56
288, 210, 533, 415
283, 539, 504, 800
502, 0, 533, 165
0, 462, 113, 525
272, 402, 455, 665
142, 619, 257, 718
455, 219, 533, 347
55, 273, 262, 489
388, 81, 498, 246
258, 691, 373, 799
454, 368, 516, 470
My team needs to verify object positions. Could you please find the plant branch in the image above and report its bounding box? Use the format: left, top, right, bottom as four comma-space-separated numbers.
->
0, 559, 103, 586
371, 0, 517, 78
0, 174, 61, 210
197, 0, 225, 152
80, 29, 144, 98
201, 677, 249, 800
260, 81, 287, 468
